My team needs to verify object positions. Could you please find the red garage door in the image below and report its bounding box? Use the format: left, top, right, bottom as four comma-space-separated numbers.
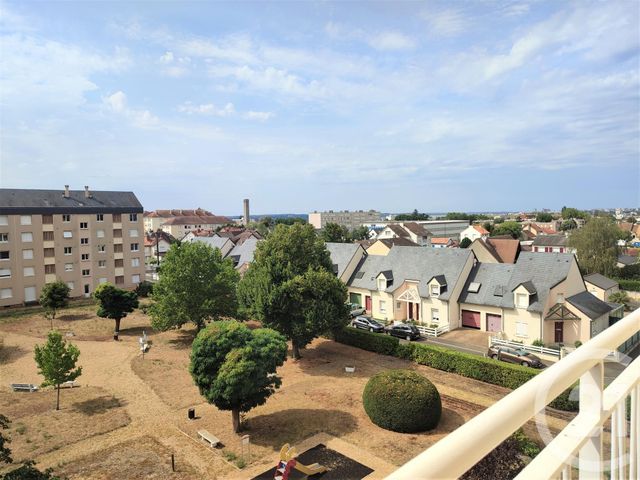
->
462, 310, 481, 329
487, 314, 502, 332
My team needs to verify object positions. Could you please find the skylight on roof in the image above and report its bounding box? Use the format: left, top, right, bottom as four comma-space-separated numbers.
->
355, 271, 365, 279
468, 282, 481, 293
494, 285, 505, 297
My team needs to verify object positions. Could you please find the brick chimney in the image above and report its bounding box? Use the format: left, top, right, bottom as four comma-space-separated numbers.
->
84, 185, 92, 198
63, 185, 70, 198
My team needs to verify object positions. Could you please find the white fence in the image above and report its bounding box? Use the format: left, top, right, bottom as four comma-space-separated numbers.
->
490, 336, 561, 358
385, 308, 640, 480
415, 324, 450, 337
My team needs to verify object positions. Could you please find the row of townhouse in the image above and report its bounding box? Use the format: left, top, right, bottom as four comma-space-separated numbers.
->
328, 242, 620, 347
144, 209, 233, 239
0, 187, 145, 306
184, 232, 261, 274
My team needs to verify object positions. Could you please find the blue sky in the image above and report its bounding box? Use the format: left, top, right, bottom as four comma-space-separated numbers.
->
0, 1, 638, 215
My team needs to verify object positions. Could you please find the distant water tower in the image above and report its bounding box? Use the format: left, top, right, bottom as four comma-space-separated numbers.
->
243, 199, 250, 225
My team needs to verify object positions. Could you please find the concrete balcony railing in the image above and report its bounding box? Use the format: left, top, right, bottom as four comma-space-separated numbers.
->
385, 308, 640, 480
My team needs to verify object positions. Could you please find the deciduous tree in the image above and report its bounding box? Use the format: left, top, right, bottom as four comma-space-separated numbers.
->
350, 226, 370, 241
34, 331, 82, 410
459, 237, 472, 248
94, 283, 139, 341
190, 321, 287, 432
150, 242, 239, 332
535, 212, 553, 222
568, 217, 620, 276
321, 222, 350, 243
39, 281, 70, 329
491, 221, 522, 239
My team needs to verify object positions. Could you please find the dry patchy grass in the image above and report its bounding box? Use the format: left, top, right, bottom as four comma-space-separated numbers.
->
0, 386, 130, 462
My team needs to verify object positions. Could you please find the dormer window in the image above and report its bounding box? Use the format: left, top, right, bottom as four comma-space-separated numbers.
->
430, 284, 440, 297
515, 293, 528, 308
377, 278, 386, 291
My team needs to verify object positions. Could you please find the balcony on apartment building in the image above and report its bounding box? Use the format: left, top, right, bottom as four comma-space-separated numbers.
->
385, 308, 640, 480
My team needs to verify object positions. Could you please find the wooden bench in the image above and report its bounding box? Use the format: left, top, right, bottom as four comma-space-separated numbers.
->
10, 383, 38, 392
197, 429, 220, 448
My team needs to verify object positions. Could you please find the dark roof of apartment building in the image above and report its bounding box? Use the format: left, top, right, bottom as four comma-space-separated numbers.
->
0, 188, 143, 214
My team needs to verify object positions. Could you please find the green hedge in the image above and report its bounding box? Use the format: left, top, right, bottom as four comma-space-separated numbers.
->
334, 327, 399, 355
363, 369, 441, 433
615, 278, 640, 292
335, 327, 578, 412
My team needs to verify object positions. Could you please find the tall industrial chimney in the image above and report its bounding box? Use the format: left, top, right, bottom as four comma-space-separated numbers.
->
243, 199, 250, 225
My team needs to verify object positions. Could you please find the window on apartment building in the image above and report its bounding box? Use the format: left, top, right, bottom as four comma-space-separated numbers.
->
98, 244, 106, 252
0, 251, 9, 260
43, 231, 54, 241
80, 222, 88, 229
23, 267, 35, 277
82, 269, 90, 277
22, 249, 34, 260
0, 288, 12, 299
81, 238, 89, 245
64, 246, 72, 255
130, 243, 139, 252
65, 263, 73, 272
0, 233, 7, 243
42, 215, 53, 224
129, 213, 138, 222
114, 244, 123, 253
97, 230, 105, 238
131, 258, 140, 267
112, 214, 121, 222
430, 284, 440, 297
132, 274, 140, 284
45, 265, 56, 274
0, 216, 7, 226
98, 260, 106, 268
113, 229, 122, 238
44, 248, 55, 257
63, 231, 73, 238
515, 293, 528, 309
99, 278, 108, 284
20, 215, 32, 225
129, 229, 138, 237
21, 232, 33, 242
431, 309, 440, 324
379, 300, 386, 314
115, 276, 124, 285
0, 268, 10, 278
96, 214, 104, 222
67, 282, 74, 290
81, 253, 90, 261
515, 321, 528, 338
115, 259, 124, 268
62, 214, 71, 222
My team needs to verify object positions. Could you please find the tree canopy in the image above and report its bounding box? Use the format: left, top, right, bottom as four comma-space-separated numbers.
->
190, 321, 287, 432
150, 241, 239, 332
561, 206, 589, 220
94, 283, 139, 341
568, 217, 620, 276
491, 221, 522, 239
560, 219, 577, 231
445, 212, 490, 222
349, 225, 370, 241
238, 223, 349, 358
535, 212, 553, 222
459, 237, 472, 248
39, 281, 70, 324
321, 222, 350, 243
34, 331, 82, 410
395, 209, 430, 221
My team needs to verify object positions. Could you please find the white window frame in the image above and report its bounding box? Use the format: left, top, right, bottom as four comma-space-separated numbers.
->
0, 215, 7, 226
431, 308, 440, 324
97, 230, 105, 238
20, 215, 32, 225
0, 288, 12, 299
130, 243, 139, 252
22, 249, 34, 260
65, 263, 73, 272
80, 222, 88, 229
0, 268, 10, 278
81, 253, 90, 261
67, 282, 74, 290
132, 274, 141, 284
98, 244, 106, 252
96, 214, 104, 222
21, 232, 33, 242
377, 278, 386, 291
0, 233, 8, 243
430, 284, 440, 297
62, 214, 71, 222
129, 213, 138, 222
82, 269, 90, 277
129, 229, 139, 237
64, 246, 72, 255
131, 258, 140, 267
98, 260, 106, 268
379, 300, 386, 314
23, 267, 35, 277
81, 238, 89, 245
63, 231, 73, 239
515, 321, 528, 338
515, 293, 528, 309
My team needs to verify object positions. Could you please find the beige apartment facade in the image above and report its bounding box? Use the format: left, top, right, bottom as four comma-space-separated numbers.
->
0, 187, 145, 307
309, 210, 382, 230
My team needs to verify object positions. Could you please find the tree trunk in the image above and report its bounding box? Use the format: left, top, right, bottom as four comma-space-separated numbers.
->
292, 340, 301, 360
232, 409, 241, 433
56, 384, 60, 411
114, 317, 121, 341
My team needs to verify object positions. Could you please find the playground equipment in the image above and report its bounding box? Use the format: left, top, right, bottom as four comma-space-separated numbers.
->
273, 443, 327, 480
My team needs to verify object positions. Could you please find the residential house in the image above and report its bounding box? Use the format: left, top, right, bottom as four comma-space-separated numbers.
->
0, 186, 145, 306
469, 237, 521, 264
458, 253, 612, 346
144, 208, 215, 232
366, 238, 419, 256
184, 235, 235, 257
325, 242, 367, 285
523, 221, 559, 236
160, 215, 232, 239
617, 255, 638, 268
460, 225, 490, 242
143, 230, 176, 266
377, 222, 432, 246
583, 273, 620, 302
226, 237, 260, 275
431, 237, 455, 249
344, 247, 475, 325
531, 234, 574, 254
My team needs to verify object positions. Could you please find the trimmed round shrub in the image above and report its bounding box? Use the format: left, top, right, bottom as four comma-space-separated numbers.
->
363, 369, 441, 433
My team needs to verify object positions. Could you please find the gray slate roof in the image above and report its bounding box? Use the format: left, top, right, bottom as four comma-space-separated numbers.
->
227, 237, 259, 268
459, 252, 575, 313
584, 273, 619, 291
347, 246, 472, 300
567, 291, 613, 320
326, 243, 362, 279
0, 188, 143, 214
187, 236, 232, 251
618, 255, 637, 266
532, 234, 568, 247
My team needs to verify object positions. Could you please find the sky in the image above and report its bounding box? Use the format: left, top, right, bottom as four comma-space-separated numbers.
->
0, 0, 638, 215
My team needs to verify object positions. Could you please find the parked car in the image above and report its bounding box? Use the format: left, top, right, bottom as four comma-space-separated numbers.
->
487, 344, 544, 368
386, 323, 421, 341
351, 316, 385, 333
347, 303, 366, 318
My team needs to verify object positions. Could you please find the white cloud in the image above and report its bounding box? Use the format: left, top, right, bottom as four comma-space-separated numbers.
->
367, 31, 416, 51
159, 51, 174, 64
243, 111, 274, 121
422, 8, 468, 37
103, 91, 158, 128
178, 102, 235, 116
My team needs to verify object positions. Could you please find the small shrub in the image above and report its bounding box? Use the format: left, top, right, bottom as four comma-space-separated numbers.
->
223, 451, 237, 461
135, 281, 154, 298
532, 339, 545, 347
334, 327, 399, 356
363, 369, 441, 433
16, 423, 27, 435
235, 458, 247, 469
615, 278, 640, 292
512, 429, 541, 457
574, 340, 583, 348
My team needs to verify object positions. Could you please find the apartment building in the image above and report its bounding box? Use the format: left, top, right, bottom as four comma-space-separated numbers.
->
0, 186, 145, 307
308, 210, 382, 230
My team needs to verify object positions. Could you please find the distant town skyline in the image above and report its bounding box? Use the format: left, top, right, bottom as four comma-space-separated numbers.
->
1, 1, 638, 212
